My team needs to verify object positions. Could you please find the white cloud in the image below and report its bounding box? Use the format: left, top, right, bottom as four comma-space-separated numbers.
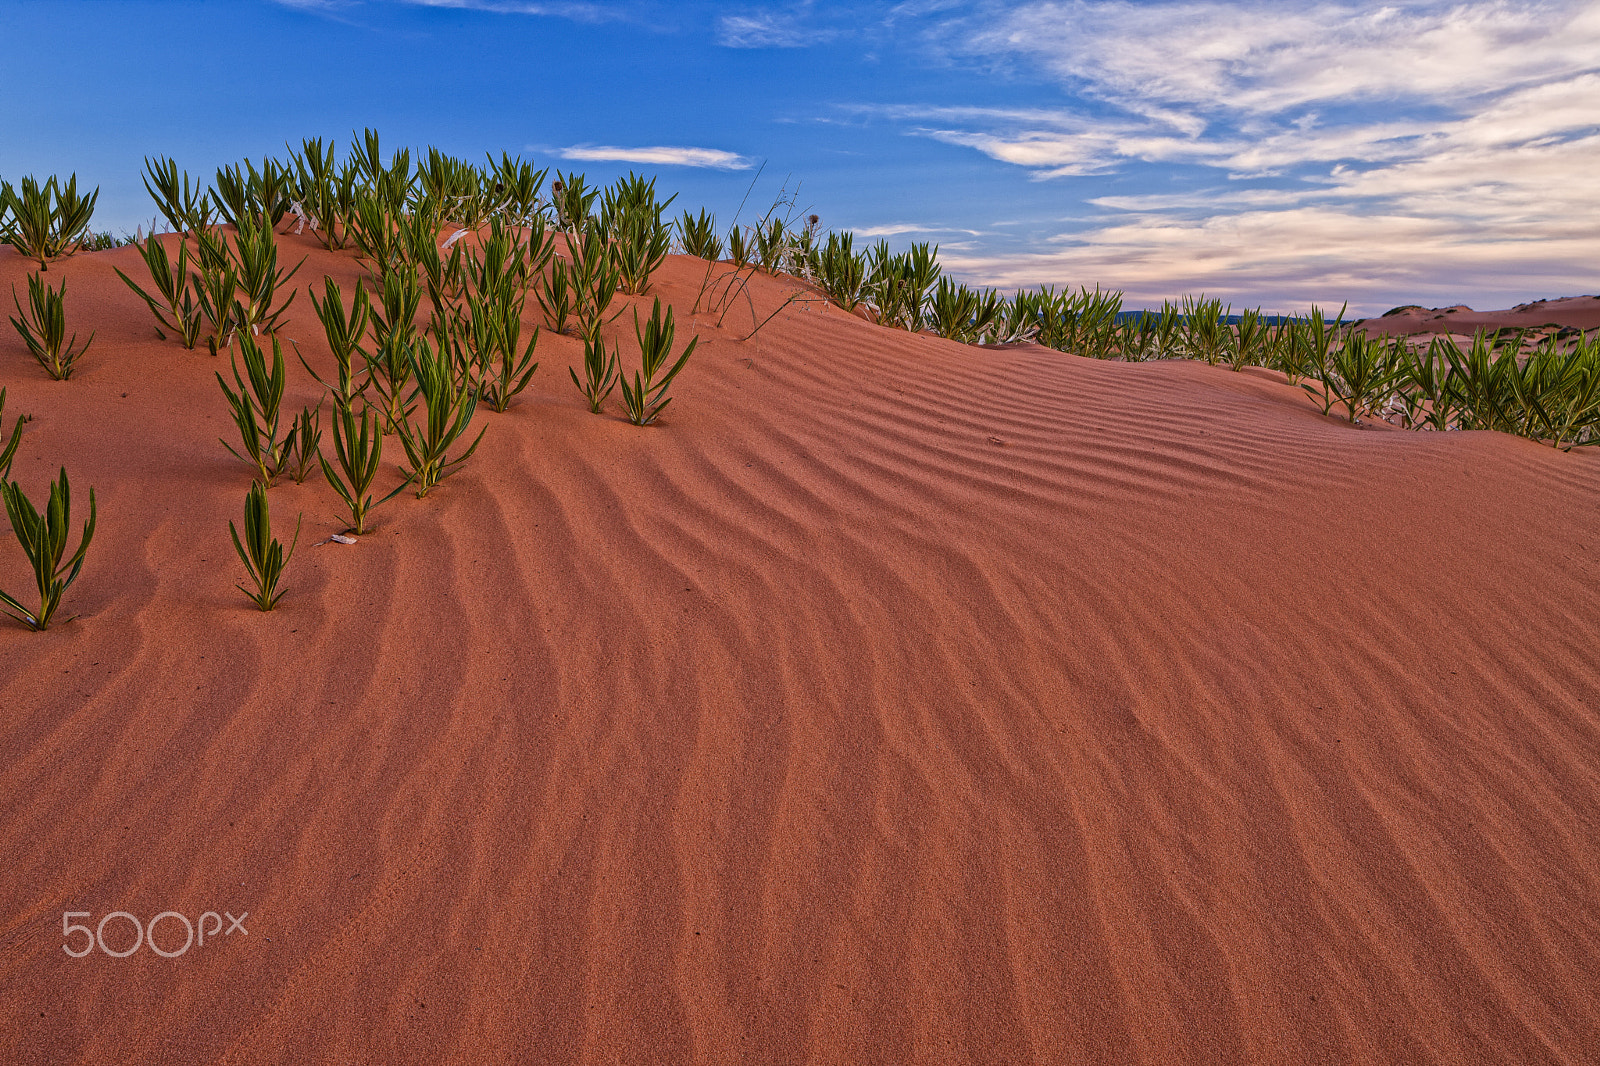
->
873, 1, 1600, 306
964, 1, 1600, 115
554, 144, 755, 169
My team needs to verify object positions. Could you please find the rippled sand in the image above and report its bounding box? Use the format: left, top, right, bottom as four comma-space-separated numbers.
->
1, 237, 1597, 1064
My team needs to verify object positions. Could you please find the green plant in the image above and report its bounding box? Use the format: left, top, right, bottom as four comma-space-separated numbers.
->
1395, 336, 1457, 431
213, 158, 293, 231
601, 172, 676, 295
928, 278, 1001, 344
568, 222, 621, 337
286, 137, 344, 248
142, 156, 210, 237
114, 235, 204, 348
1522, 332, 1600, 449
754, 217, 789, 274
347, 189, 403, 271
571, 325, 618, 413
815, 231, 865, 312
230, 480, 300, 611
10, 273, 93, 379
216, 330, 294, 483
408, 211, 467, 322
1228, 308, 1269, 371
727, 224, 752, 271
1306, 331, 1404, 423
0, 179, 15, 244
229, 217, 303, 334
0, 388, 25, 481
372, 266, 422, 351
5, 175, 99, 269
284, 405, 322, 484
865, 241, 940, 332
551, 171, 598, 232
471, 292, 541, 413
0, 467, 95, 631
486, 151, 549, 228
1180, 295, 1228, 366
319, 400, 411, 534
618, 298, 696, 426
299, 277, 371, 404
537, 257, 574, 334
676, 208, 723, 260
394, 335, 486, 496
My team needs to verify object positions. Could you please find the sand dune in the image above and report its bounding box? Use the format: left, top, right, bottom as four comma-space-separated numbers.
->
1, 236, 1598, 1064
1355, 295, 1600, 340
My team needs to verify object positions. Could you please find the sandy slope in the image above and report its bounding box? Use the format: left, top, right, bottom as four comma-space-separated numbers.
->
1, 236, 1597, 1065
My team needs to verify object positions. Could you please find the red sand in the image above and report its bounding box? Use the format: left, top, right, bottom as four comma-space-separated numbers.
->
1355, 295, 1600, 339
1, 236, 1598, 1064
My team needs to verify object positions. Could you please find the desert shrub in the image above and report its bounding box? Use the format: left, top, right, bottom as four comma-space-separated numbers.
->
300, 277, 372, 405
571, 326, 618, 414
929, 279, 1003, 344
619, 298, 696, 426
1178, 295, 1228, 366
463, 289, 540, 413
815, 232, 866, 312
866, 241, 940, 332
676, 208, 722, 260
537, 258, 574, 335
726, 224, 752, 271
418, 148, 489, 228
286, 137, 347, 248
567, 222, 620, 338
10, 273, 93, 379
320, 400, 409, 534
217, 331, 296, 483
230, 217, 303, 334
550, 171, 598, 232
486, 151, 549, 229
1305, 331, 1404, 422
350, 128, 415, 215
394, 336, 485, 496
4, 175, 98, 270
142, 156, 211, 237
1228, 308, 1270, 370
599, 173, 675, 296
212, 158, 293, 231
283, 405, 322, 484
0, 388, 24, 481
347, 189, 403, 272
114, 235, 203, 348
0, 467, 95, 631
230, 481, 299, 612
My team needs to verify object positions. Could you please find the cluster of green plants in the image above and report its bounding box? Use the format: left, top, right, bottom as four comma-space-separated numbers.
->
0, 174, 99, 269
1302, 328, 1600, 446
1, 172, 101, 380
118, 182, 305, 354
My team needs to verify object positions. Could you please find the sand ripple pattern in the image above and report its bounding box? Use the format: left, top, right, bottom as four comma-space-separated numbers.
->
0, 247, 1597, 1064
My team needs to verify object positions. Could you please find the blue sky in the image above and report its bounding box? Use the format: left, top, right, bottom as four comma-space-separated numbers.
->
2, 0, 1597, 315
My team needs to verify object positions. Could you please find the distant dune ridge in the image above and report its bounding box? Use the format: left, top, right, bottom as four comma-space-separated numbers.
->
1, 234, 1598, 1064
1355, 294, 1600, 340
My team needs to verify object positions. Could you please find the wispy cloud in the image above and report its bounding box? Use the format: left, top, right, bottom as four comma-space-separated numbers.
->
717, 2, 840, 47
851, 222, 984, 237
554, 144, 755, 168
